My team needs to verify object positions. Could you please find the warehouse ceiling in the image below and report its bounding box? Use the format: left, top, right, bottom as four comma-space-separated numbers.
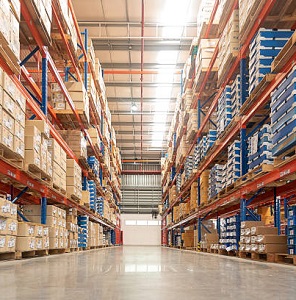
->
73, 0, 199, 160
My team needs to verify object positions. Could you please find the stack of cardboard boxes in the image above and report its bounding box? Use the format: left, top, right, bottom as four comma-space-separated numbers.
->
66, 159, 82, 201
240, 221, 287, 254
58, 130, 87, 160
0, 71, 26, 159
66, 208, 78, 249
25, 120, 52, 179
190, 182, 198, 211
0, 197, 18, 253
218, 10, 239, 81
22, 205, 68, 250
182, 229, 195, 248
16, 222, 49, 252
48, 138, 67, 192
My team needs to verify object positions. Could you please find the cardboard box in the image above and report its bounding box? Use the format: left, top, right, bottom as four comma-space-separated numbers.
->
22, 205, 58, 217
251, 226, 278, 236
28, 216, 57, 228
241, 221, 264, 229
1, 126, 13, 148
258, 243, 288, 254
35, 224, 44, 237
256, 235, 287, 244
17, 222, 35, 237
43, 237, 49, 249
49, 237, 59, 249
16, 236, 35, 251
6, 235, 16, 252
35, 238, 43, 250
25, 120, 50, 138
3, 91, 15, 115
25, 136, 41, 152
7, 218, 18, 235
49, 227, 59, 238
25, 149, 41, 168
0, 198, 17, 219
14, 137, 25, 158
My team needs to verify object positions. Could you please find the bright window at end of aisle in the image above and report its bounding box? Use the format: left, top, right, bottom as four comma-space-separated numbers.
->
125, 220, 136, 226
136, 220, 148, 226
147, 220, 159, 226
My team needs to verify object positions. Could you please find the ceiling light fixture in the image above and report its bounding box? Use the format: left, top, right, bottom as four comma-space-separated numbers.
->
131, 102, 138, 112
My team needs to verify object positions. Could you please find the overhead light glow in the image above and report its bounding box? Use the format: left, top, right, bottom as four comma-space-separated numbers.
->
131, 102, 138, 112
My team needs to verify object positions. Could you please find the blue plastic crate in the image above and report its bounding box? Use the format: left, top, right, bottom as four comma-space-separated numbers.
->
271, 82, 296, 110
252, 29, 294, 40
288, 216, 296, 226
288, 245, 296, 255
288, 236, 296, 246
272, 133, 296, 156
272, 110, 296, 134
287, 225, 296, 236
271, 69, 296, 100
271, 98, 296, 124
288, 206, 296, 217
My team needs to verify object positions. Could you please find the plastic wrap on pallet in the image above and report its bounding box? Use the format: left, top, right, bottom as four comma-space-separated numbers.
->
248, 124, 273, 170
87, 156, 100, 176
208, 164, 224, 199
219, 215, 240, 251
78, 215, 89, 248
96, 196, 104, 216
249, 29, 294, 93
287, 206, 296, 255
270, 66, 296, 156
88, 180, 97, 211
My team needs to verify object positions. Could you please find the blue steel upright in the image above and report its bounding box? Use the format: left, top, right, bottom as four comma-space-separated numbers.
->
41, 52, 48, 225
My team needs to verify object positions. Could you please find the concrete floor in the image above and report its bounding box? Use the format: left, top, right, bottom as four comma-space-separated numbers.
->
0, 246, 296, 300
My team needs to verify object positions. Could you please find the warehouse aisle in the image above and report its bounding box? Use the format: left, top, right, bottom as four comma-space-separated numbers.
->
0, 247, 296, 300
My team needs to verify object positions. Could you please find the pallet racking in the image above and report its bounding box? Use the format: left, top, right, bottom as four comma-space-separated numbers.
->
0, 0, 122, 248
161, 0, 296, 251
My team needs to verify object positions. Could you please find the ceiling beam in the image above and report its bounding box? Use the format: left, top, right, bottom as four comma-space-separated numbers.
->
78, 21, 197, 28
109, 111, 174, 115
93, 44, 191, 51
107, 97, 177, 103
115, 130, 166, 134
105, 82, 180, 87
101, 63, 184, 69
112, 121, 170, 126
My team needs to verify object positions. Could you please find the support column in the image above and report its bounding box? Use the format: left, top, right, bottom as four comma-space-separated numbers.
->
83, 28, 88, 90
240, 127, 248, 176
41, 196, 47, 224
274, 188, 281, 235
240, 58, 248, 106
240, 198, 247, 222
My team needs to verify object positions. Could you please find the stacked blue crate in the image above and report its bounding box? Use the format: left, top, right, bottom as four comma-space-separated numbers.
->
231, 74, 249, 116
96, 196, 104, 216
221, 164, 227, 190
87, 156, 100, 177
206, 130, 217, 153
271, 66, 296, 156
226, 140, 241, 186
249, 29, 293, 93
88, 180, 97, 211
217, 86, 232, 137
219, 215, 240, 251
176, 173, 181, 193
287, 206, 296, 255
110, 230, 116, 245
193, 144, 199, 170
78, 215, 89, 248
208, 164, 224, 200
248, 124, 273, 170
185, 155, 193, 180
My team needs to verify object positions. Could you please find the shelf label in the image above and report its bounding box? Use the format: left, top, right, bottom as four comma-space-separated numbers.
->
257, 182, 264, 188
7, 170, 16, 178
26, 181, 34, 188
280, 169, 290, 177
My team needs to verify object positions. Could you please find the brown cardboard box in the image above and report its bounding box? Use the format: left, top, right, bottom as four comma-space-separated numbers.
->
25, 150, 41, 168
2, 109, 15, 133
35, 224, 44, 237
251, 226, 278, 236
7, 218, 18, 235
256, 235, 287, 244
16, 236, 35, 251
25, 136, 41, 152
0, 235, 6, 253
14, 137, 25, 158
205, 232, 219, 243
66, 215, 77, 224
6, 235, 16, 252
17, 222, 35, 237
25, 120, 49, 138
241, 221, 264, 229
1, 126, 13, 148
22, 205, 58, 217
258, 243, 287, 254
28, 216, 57, 228
49, 227, 59, 238
43, 237, 49, 249
49, 237, 59, 249
35, 237, 43, 250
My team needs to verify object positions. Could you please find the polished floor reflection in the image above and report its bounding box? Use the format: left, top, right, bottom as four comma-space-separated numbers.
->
0, 246, 296, 299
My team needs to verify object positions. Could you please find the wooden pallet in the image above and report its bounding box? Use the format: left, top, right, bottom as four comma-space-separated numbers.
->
65, 248, 79, 253
15, 249, 49, 259
274, 253, 296, 265
0, 44, 20, 75
193, 67, 218, 96
0, 145, 24, 169
0, 252, 18, 261
218, 53, 238, 86
218, 249, 238, 257
274, 146, 296, 168
24, 164, 50, 183
48, 248, 66, 255
54, 109, 89, 130
209, 248, 219, 254
251, 252, 275, 262
52, 183, 67, 196
235, 164, 274, 188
